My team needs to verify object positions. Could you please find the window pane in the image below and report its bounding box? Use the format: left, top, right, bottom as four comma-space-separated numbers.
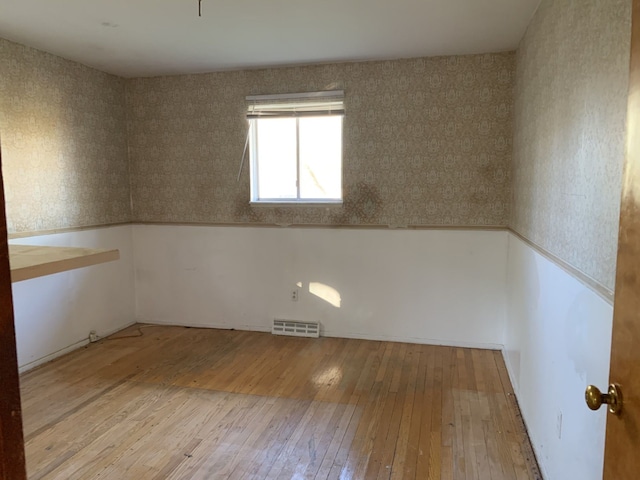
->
299, 116, 342, 200
255, 118, 297, 199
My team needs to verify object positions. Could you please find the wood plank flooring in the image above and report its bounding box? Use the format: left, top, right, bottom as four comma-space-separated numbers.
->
20, 325, 542, 479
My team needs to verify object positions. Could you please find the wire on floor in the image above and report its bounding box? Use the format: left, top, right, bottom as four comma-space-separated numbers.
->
103, 324, 174, 341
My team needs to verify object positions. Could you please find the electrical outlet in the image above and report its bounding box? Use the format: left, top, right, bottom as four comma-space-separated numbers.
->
291, 289, 299, 301
89, 330, 98, 343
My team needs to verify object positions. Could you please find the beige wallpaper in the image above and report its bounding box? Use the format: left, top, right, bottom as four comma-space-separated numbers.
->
0, 38, 132, 234
127, 53, 514, 227
511, 0, 631, 291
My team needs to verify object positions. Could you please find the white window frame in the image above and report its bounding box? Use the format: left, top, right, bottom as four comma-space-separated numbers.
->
247, 91, 344, 205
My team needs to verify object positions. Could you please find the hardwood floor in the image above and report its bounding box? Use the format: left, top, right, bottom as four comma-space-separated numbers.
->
20, 325, 541, 479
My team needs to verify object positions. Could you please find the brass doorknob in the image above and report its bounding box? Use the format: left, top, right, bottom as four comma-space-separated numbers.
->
585, 384, 623, 415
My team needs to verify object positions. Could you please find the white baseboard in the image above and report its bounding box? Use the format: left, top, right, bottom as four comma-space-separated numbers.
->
136, 318, 503, 351
19, 321, 137, 373
322, 330, 503, 350
501, 347, 519, 395
136, 318, 272, 334
501, 348, 549, 480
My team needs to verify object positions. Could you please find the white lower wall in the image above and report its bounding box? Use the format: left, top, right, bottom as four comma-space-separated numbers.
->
133, 225, 509, 348
10, 225, 136, 371
505, 233, 613, 480
10, 223, 615, 476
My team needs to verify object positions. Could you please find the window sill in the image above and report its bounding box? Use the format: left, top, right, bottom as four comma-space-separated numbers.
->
250, 200, 343, 207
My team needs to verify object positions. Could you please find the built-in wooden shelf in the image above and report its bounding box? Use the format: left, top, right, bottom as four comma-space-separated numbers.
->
9, 245, 120, 283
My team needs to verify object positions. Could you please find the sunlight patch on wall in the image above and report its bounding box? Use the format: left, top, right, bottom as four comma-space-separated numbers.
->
309, 282, 341, 308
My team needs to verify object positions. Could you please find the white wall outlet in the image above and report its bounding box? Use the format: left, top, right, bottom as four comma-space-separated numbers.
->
291, 289, 299, 301
89, 330, 98, 343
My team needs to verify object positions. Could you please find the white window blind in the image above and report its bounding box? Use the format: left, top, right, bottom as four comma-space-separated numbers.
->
246, 90, 345, 118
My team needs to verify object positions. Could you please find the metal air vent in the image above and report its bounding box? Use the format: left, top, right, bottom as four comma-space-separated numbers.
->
272, 319, 320, 338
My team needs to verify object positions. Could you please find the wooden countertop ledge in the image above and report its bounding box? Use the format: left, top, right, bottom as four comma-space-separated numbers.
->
9, 245, 120, 283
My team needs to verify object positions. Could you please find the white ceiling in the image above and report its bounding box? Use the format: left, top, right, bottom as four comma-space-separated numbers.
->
0, 0, 540, 78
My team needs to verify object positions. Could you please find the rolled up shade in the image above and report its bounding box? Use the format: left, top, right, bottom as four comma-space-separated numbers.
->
246, 90, 344, 118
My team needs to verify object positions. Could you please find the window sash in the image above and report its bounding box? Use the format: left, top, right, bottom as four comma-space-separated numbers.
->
249, 115, 343, 203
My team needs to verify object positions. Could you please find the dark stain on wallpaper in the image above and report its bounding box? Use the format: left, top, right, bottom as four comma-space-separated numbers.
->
331, 182, 382, 224
234, 194, 265, 223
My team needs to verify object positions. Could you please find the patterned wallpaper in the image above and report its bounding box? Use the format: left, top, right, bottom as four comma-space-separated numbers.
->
511, 0, 631, 291
127, 53, 514, 227
0, 38, 131, 234
0, 38, 514, 233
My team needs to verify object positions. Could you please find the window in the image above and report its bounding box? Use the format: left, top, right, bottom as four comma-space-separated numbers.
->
247, 91, 344, 204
